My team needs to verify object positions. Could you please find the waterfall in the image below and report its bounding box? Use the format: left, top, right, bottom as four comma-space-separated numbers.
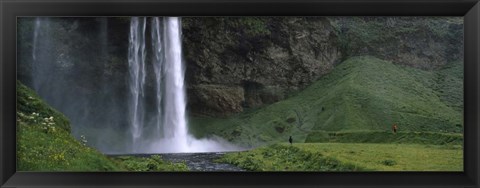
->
28, 17, 133, 153
31, 17, 62, 105
125, 16, 241, 153
145, 17, 239, 153
32, 18, 41, 62
162, 17, 189, 151
31, 17, 52, 92
148, 17, 189, 152
128, 17, 147, 151
31, 18, 41, 91
151, 17, 164, 139
29, 17, 239, 154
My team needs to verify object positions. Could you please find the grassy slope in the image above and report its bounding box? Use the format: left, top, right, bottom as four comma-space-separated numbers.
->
305, 131, 462, 145
17, 81, 188, 171
189, 56, 463, 147
220, 143, 463, 171
17, 81, 119, 171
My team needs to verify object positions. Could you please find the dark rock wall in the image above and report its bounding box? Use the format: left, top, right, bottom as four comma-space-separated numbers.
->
183, 17, 341, 116
331, 17, 464, 69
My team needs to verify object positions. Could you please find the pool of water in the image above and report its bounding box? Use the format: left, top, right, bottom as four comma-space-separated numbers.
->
114, 152, 245, 171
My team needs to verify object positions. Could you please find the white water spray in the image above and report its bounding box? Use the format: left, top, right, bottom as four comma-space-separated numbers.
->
151, 17, 164, 139
32, 18, 41, 61
162, 17, 189, 151
129, 17, 241, 153
128, 17, 147, 151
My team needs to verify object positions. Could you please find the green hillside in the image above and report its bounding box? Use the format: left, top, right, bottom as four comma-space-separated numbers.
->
17, 81, 120, 171
17, 81, 188, 171
189, 56, 463, 147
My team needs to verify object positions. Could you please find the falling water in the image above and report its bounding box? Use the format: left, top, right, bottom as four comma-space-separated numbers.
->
128, 17, 147, 151
29, 17, 240, 154
31, 17, 57, 98
31, 18, 42, 92
31, 17, 51, 92
151, 17, 164, 139
146, 17, 240, 153
27, 17, 131, 153
148, 17, 190, 152
27, 16, 240, 154
162, 17, 189, 151
32, 18, 41, 61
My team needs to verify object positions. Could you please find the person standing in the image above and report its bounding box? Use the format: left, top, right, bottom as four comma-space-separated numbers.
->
289, 136, 293, 145
392, 123, 398, 134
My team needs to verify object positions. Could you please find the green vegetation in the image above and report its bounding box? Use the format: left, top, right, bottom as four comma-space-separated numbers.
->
305, 131, 462, 145
219, 144, 362, 171
17, 17, 464, 172
17, 81, 188, 171
220, 143, 463, 171
17, 81, 71, 132
112, 155, 189, 172
328, 17, 463, 60
190, 56, 463, 147
433, 60, 464, 111
17, 81, 118, 171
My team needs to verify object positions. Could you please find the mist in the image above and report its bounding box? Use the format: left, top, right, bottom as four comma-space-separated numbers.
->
18, 17, 240, 154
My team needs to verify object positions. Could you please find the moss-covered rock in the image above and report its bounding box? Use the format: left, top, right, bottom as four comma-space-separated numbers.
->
330, 17, 463, 70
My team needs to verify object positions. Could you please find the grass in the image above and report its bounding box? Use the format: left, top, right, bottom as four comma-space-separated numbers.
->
17, 55, 463, 171
17, 81, 119, 171
219, 144, 363, 171
433, 60, 464, 111
112, 155, 189, 172
297, 143, 463, 171
17, 81, 188, 171
189, 56, 463, 147
305, 131, 463, 145
17, 119, 121, 171
220, 143, 463, 171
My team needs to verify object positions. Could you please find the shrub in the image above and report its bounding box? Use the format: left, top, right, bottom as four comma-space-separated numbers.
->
381, 159, 397, 166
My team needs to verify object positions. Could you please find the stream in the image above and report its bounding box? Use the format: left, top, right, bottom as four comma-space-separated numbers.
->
114, 152, 245, 171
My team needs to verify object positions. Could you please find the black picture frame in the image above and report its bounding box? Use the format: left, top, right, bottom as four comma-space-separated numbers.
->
1, 0, 479, 187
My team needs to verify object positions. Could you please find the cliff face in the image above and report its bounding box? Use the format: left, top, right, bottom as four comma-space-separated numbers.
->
18, 17, 464, 119
183, 17, 342, 116
183, 17, 464, 117
331, 17, 464, 69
